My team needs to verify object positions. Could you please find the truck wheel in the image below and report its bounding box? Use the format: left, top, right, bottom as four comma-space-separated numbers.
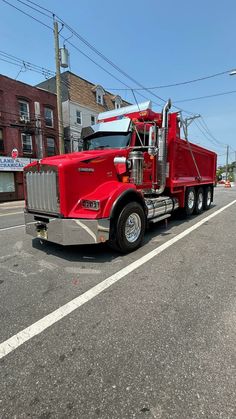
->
194, 188, 204, 214
114, 202, 145, 253
203, 186, 212, 210
184, 187, 196, 216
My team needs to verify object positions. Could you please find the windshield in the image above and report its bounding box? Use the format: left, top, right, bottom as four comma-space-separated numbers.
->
83, 132, 131, 150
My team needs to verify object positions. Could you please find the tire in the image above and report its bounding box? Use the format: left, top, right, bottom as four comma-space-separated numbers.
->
194, 187, 204, 214
203, 186, 212, 210
111, 202, 145, 253
184, 187, 196, 216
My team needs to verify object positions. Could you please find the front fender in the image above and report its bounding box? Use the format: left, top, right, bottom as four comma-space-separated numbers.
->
68, 181, 137, 219
102, 182, 141, 218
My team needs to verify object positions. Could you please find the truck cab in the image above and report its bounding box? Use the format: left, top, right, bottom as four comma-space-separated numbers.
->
24, 100, 216, 253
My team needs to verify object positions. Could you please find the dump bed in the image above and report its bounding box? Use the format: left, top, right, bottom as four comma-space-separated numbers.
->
166, 136, 217, 190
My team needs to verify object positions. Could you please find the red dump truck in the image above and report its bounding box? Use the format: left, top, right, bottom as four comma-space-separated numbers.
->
24, 100, 216, 253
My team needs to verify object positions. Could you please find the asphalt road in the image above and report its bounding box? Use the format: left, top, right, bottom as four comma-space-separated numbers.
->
0, 186, 235, 419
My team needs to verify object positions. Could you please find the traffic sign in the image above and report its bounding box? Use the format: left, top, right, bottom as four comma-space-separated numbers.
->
11, 148, 18, 159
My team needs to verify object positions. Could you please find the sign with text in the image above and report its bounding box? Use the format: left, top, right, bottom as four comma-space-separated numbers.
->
0, 156, 36, 172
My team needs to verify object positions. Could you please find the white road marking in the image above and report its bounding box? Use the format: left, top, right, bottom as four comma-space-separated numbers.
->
0, 199, 236, 360
0, 211, 24, 217
0, 211, 23, 217
0, 225, 25, 232
0, 204, 24, 209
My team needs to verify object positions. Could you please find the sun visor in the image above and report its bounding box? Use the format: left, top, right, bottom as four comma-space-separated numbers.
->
81, 118, 131, 139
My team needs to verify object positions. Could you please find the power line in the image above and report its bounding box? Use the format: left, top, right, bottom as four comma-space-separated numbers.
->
12, 0, 235, 145
197, 122, 225, 149
199, 117, 225, 147
5, 2, 152, 95
24, 0, 52, 15
53, 19, 196, 115
0, 51, 75, 92
24, 1, 168, 104
0, 51, 55, 76
1, 52, 229, 154
1, 0, 52, 30
105, 70, 233, 91
174, 89, 236, 103
2, 0, 159, 107
0, 50, 135, 103
193, 120, 225, 150
15, 0, 51, 18
0, 56, 52, 77
8, 0, 196, 116
2, 53, 224, 151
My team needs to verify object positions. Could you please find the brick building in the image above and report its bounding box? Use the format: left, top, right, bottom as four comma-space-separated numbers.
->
0, 74, 59, 201
37, 71, 130, 152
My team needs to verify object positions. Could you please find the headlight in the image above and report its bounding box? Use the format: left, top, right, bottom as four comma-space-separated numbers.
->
114, 156, 130, 175
82, 200, 100, 211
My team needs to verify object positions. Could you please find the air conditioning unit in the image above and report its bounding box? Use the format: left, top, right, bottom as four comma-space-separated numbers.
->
19, 115, 29, 123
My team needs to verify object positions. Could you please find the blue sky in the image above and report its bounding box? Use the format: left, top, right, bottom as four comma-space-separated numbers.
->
1, 0, 236, 165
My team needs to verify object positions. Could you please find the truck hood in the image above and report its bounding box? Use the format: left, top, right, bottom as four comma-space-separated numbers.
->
38, 149, 127, 168
29, 149, 128, 217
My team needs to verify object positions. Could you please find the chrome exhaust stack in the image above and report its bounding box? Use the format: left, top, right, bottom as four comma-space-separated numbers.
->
156, 99, 171, 195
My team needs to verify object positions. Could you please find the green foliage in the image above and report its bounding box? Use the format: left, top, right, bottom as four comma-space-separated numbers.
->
217, 162, 236, 181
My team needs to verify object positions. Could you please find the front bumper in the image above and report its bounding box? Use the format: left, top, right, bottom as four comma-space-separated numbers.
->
24, 211, 110, 245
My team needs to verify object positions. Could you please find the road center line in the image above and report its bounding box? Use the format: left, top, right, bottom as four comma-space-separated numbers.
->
0, 199, 236, 360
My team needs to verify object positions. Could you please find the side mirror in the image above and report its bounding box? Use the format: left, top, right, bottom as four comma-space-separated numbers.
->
148, 126, 158, 156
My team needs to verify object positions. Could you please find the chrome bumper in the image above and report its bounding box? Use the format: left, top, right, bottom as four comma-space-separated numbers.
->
24, 211, 110, 245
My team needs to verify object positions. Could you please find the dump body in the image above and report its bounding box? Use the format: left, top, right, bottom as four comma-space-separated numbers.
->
165, 112, 216, 206
24, 100, 217, 252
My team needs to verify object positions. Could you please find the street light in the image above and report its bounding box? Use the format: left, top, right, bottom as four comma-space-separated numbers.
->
229, 70, 236, 181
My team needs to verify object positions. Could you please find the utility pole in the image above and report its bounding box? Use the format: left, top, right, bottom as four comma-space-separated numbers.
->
54, 20, 64, 154
225, 145, 229, 181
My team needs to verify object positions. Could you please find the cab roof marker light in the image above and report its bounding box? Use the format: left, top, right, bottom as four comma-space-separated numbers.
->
98, 101, 152, 122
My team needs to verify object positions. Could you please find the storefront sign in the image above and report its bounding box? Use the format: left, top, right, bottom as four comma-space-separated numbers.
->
0, 156, 36, 172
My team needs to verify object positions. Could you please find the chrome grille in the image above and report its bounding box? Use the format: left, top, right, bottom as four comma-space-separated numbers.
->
26, 170, 59, 213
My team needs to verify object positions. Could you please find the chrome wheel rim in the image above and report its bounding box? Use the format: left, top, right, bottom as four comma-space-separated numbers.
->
188, 191, 195, 210
125, 213, 141, 243
197, 192, 203, 210
207, 190, 211, 206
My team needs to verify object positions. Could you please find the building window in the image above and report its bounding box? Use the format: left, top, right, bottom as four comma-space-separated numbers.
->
21, 133, 33, 154
96, 86, 105, 105
91, 115, 96, 125
0, 172, 15, 193
44, 107, 54, 127
0, 128, 4, 152
19, 100, 30, 122
114, 96, 122, 109
46, 137, 55, 156
76, 110, 82, 125
97, 93, 103, 105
